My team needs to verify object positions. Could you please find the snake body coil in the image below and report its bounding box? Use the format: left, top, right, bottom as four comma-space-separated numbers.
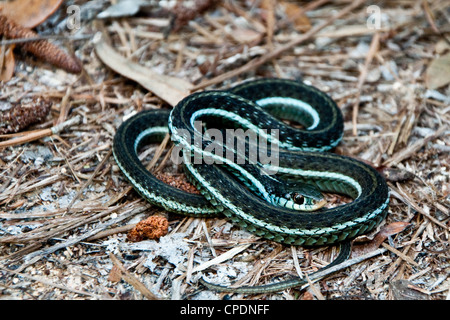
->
113, 78, 390, 293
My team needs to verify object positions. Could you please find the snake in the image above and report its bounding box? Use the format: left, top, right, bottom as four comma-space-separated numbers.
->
113, 78, 390, 294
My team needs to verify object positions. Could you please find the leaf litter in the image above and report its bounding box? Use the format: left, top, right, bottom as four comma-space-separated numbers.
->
0, 0, 449, 300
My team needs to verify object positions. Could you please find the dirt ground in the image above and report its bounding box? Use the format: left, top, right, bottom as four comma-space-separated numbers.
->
0, 0, 449, 300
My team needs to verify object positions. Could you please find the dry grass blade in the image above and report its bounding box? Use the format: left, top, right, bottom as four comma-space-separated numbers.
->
192, 243, 252, 273
352, 32, 380, 136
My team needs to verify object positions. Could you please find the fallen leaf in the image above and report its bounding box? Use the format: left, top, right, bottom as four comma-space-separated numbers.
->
352, 222, 410, 256
0, 44, 15, 81
435, 39, 450, 54
375, 222, 410, 244
94, 33, 192, 106
107, 265, 123, 283
229, 28, 263, 44
0, 0, 63, 28
280, 1, 311, 32
425, 52, 450, 89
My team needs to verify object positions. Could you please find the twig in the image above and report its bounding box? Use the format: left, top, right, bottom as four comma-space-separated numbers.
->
230, 244, 284, 288
422, 0, 439, 34
1, 207, 119, 246
147, 133, 171, 171
0, 174, 63, 204
109, 253, 160, 300
0, 34, 92, 46
381, 243, 419, 267
390, 184, 449, 230
0, 115, 81, 149
352, 32, 380, 136
291, 246, 304, 279
86, 223, 137, 241
192, 0, 366, 90
383, 221, 429, 282
298, 248, 388, 290
304, 273, 325, 300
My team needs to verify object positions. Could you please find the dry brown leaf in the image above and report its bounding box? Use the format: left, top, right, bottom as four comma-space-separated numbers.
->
352, 222, 410, 256
94, 34, 192, 106
230, 28, 262, 44
425, 52, 450, 89
107, 265, 123, 283
281, 1, 311, 32
376, 222, 410, 242
0, 44, 15, 81
0, 0, 63, 28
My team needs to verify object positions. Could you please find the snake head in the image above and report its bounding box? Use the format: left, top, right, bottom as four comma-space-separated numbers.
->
275, 182, 326, 211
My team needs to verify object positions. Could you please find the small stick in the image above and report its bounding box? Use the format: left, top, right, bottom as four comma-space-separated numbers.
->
352, 32, 380, 136
390, 184, 448, 230
86, 223, 137, 241
0, 34, 92, 46
297, 248, 388, 290
109, 253, 160, 300
0, 115, 81, 149
291, 246, 304, 279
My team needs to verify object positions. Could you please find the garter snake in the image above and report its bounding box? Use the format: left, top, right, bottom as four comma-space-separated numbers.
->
113, 78, 390, 294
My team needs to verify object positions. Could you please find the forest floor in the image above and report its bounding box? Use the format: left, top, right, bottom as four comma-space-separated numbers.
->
0, 0, 449, 300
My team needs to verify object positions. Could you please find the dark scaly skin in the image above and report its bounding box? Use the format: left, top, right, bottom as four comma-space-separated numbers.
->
113, 79, 390, 293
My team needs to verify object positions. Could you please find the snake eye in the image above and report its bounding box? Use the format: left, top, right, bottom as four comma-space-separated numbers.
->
293, 193, 305, 205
